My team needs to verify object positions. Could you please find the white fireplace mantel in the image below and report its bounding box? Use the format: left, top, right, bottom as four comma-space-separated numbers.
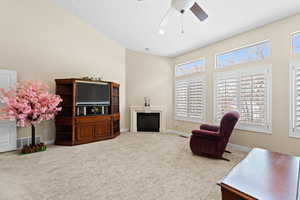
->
130, 106, 166, 133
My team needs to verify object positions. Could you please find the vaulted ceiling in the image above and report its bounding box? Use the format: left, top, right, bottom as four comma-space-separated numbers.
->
54, 0, 300, 57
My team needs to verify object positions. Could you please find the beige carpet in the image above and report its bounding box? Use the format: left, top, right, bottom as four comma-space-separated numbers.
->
0, 133, 246, 200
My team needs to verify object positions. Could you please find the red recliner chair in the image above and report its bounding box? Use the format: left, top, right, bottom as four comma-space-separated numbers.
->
190, 111, 240, 161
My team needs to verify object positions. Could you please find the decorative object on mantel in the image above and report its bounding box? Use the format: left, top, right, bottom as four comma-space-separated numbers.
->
0, 81, 62, 154
144, 97, 151, 107
82, 76, 103, 81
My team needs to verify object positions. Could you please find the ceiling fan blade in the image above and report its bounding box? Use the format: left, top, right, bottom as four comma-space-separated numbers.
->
190, 2, 208, 21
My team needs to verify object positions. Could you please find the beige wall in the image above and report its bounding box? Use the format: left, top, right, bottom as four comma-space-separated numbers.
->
126, 50, 173, 129
173, 14, 300, 156
0, 0, 126, 141
1, 0, 299, 156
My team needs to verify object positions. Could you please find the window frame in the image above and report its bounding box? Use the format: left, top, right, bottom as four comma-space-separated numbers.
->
174, 58, 207, 123
291, 31, 300, 55
175, 58, 206, 78
289, 61, 300, 138
215, 40, 271, 69
213, 65, 272, 134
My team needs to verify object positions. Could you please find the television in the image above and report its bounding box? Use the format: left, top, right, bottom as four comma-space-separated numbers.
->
76, 82, 110, 105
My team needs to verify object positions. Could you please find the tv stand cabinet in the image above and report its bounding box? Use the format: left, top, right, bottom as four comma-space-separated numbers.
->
55, 79, 120, 146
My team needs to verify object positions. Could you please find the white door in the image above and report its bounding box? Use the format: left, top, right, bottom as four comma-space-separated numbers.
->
0, 70, 17, 152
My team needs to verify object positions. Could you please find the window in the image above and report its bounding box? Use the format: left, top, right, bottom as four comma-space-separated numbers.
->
290, 64, 300, 138
175, 77, 207, 122
175, 80, 188, 118
216, 41, 270, 69
188, 79, 206, 120
214, 66, 272, 133
175, 59, 205, 77
292, 32, 300, 54
175, 59, 207, 123
239, 70, 270, 129
214, 72, 238, 121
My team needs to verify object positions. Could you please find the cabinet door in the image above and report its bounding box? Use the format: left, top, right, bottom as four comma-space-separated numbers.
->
111, 83, 120, 114
112, 114, 120, 136
94, 119, 111, 138
76, 123, 94, 141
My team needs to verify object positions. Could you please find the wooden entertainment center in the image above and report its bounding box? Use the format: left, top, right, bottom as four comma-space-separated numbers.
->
55, 78, 120, 145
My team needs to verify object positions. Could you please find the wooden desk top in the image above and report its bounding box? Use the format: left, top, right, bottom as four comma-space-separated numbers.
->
221, 148, 300, 200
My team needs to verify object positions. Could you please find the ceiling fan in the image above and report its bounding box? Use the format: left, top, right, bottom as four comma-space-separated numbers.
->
159, 0, 208, 34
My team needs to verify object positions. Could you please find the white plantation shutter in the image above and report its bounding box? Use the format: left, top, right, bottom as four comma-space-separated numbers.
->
290, 65, 300, 137
175, 77, 206, 122
188, 78, 206, 121
239, 68, 271, 132
175, 80, 188, 118
214, 73, 238, 121
214, 66, 271, 133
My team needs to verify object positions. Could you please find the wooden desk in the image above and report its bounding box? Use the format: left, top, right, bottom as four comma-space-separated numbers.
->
220, 148, 300, 200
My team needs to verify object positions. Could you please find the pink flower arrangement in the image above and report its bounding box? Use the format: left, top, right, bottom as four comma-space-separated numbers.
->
0, 80, 62, 127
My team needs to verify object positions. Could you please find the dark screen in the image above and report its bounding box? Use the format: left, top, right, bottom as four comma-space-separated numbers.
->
76, 82, 110, 104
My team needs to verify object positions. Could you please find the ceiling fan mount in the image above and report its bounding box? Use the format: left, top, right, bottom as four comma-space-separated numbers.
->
171, 0, 196, 13
137, 0, 208, 34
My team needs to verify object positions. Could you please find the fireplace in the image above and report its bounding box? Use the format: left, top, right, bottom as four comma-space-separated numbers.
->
130, 106, 166, 133
137, 112, 160, 132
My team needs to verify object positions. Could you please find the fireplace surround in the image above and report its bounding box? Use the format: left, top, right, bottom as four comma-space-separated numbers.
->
130, 106, 166, 133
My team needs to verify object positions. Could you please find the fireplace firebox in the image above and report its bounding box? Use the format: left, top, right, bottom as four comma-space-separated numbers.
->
137, 112, 160, 132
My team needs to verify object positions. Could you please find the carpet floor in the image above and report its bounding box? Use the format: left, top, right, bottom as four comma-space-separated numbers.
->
0, 133, 246, 200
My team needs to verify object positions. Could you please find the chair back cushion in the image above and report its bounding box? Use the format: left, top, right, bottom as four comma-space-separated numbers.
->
219, 111, 240, 140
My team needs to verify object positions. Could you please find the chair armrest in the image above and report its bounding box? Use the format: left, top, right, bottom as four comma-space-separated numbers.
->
192, 129, 222, 140
200, 124, 219, 132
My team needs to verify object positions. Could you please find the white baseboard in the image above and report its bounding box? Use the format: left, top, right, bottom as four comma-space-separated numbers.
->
166, 129, 191, 137
166, 129, 251, 153
44, 139, 55, 145
121, 128, 129, 133
228, 143, 251, 152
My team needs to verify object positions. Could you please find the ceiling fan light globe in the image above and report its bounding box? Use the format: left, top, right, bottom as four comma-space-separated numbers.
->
158, 29, 165, 35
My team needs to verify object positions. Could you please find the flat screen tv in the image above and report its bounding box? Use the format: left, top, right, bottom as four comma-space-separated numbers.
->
76, 82, 110, 105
